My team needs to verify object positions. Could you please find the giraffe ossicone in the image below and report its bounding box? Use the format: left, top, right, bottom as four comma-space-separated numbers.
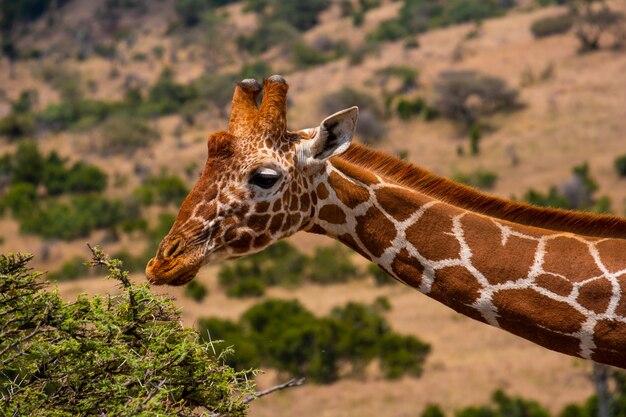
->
146, 75, 626, 369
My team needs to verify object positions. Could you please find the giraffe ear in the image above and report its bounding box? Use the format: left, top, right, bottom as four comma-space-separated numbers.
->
298, 107, 358, 164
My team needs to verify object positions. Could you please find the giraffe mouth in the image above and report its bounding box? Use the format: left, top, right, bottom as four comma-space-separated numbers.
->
145, 257, 202, 286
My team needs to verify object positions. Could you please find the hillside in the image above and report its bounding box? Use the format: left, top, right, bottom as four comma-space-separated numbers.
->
1, 0, 625, 416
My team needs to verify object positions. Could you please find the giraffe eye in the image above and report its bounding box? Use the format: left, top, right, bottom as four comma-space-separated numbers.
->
249, 169, 280, 189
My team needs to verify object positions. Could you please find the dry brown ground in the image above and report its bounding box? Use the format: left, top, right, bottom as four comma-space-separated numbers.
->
1, 1, 625, 415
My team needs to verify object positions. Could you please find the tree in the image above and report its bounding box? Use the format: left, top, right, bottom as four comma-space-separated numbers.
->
0, 248, 254, 416
569, 0, 624, 52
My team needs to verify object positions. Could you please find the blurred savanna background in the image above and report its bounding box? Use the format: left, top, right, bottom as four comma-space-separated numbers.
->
1, 0, 626, 416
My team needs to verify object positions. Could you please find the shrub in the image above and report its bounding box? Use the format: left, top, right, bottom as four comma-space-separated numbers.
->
376, 65, 419, 93
397, 96, 425, 120
100, 115, 157, 155
136, 173, 189, 206
307, 244, 361, 284
247, 0, 331, 31
292, 41, 332, 69
145, 68, 198, 115
456, 390, 551, 417
237, 20, 300, 55
531, 13, 573, 38
197, 317, 262, 370
615, 155, 626, 178
47, 256, 91, 281
184, 279, 208, 302
218, 240, 307, 297
65, 162, 108, 193
198, 298, 430, 383
3, 182, 37, 217
12, 141, 44, 185
452, 169, 498, 190
19, 195, 127, 240
0, 112, 35, 139
434, 70, 519, 127
240, 60, 273, 81
0, 249, 253, 416
368, 263, 393, 286
379, 333, 431, 379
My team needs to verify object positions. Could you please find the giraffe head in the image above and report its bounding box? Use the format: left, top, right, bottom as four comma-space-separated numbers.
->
146, 75, 358, 285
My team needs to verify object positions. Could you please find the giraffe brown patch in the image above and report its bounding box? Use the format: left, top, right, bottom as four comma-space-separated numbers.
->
289, 213, 301, 228
593, 319, 626, 368
308, 224, 326, 235
535, 274, 573, 297
391, 248, 423, 288
493, 288, 585, 335
253, 234, 271, 248
328, 171, 370, 209
375, 187, 421, 222
595, 239, 626, 273
310, 191, 318, 206
406, 207, 460, 261
338, 233, 370, 259
430, 266, 485, 322
231, 232, 253, 254
247, 214, 270, 231
272, 199, 282, 212
543, 236, 602, 283
269, 213, 285, 231
289, 193, 299, 211
316, 183, 329, 200
319, 204, 346, 224
577, 278, 613, 314
493, 288, 584, 357
463, 216, 538, 285
255, 201, 270, 213
299, 194, 311, 211
355, 207, 396, 258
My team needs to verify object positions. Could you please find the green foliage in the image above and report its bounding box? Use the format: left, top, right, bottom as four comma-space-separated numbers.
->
307, 244, 361, 284
434, 70, 519, 127
100, 115, 157, 155
368, 263, 394, 286
397, 96, 425, 120
19, 195, 134, 240
246, 0, 331, 31
134, 173, 189, 206
531, 13, 574, 38
423, 405, 446, 417
184, 279, 209, 302
237, 20, 300, 55
523, 162, 612, 213
455, 390, 551, 417
218, 240, 308, 297
240, 60, 273, 80
0, 111, 35, 139
292, 41, 332, 68
176, 0, 239, 26
47, 256, 91, 281
145, 68, 199, 116
376, 65, 419, 93
1, 142, 108, 196
368, 0, 512, 42
198, 298, 430, 383
3, 182, 37, 216
218, 242, 364, 297
0, 249, 253, 416
453, 169, 498, 190
470, 124, 481, 155
379, 333, 431, 378
615, 155, 626, 178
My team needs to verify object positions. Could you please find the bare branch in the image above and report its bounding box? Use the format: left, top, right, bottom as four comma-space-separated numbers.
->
243, 378, 306, 404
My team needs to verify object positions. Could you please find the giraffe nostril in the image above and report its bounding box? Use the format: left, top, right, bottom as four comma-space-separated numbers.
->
163, 237, 185, 259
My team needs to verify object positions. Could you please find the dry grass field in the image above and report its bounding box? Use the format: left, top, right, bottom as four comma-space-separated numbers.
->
1, 0, 625, 415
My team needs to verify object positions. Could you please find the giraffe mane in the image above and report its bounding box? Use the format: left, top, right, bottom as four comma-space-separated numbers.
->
336, 143, 626, 239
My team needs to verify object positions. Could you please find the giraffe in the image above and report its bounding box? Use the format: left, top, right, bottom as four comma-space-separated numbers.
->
146, 75, 626, 369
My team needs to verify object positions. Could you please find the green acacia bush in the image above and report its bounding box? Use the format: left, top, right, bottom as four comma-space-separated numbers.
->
218, 242, 364, 297
615, 155, 626, 178
134, 173, 189, 206
531, 13, 573, 38
198, 298, 430, 383
99, 115, 157, 155
185, 279, 209, 302
0, 249, 253, 416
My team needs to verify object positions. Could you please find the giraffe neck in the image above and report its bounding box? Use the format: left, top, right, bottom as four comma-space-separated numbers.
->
309, 158, 626, 369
